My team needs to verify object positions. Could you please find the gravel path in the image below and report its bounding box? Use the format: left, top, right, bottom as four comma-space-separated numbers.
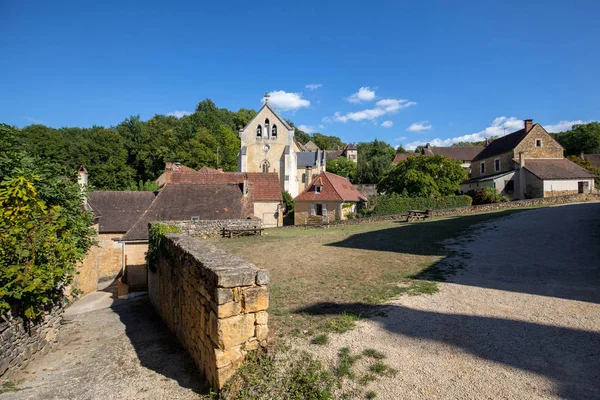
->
1, 283, 205, 400
313, 203, 600, 399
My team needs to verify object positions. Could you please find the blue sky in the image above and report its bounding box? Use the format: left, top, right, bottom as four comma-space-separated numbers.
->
1, 0, 599, 149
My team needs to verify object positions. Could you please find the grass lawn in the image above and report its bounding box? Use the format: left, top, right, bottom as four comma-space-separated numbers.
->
212, 209, 528, 338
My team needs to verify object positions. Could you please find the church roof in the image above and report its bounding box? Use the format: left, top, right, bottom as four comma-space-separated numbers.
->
297, 152, 318, 167
241, 102, 292, 132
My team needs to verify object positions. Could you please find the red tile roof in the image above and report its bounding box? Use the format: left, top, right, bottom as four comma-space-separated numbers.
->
294, 172, 367, 202
392, 153, 417, 163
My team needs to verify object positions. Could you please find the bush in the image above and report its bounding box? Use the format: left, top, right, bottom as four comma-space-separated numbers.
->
466, 187, 510, 205
147, 223, 182, 271
371, 194, 472, 216
282, 190, 294, 214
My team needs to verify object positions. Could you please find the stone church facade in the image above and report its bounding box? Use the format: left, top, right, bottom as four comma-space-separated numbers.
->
238, 100, 325, 197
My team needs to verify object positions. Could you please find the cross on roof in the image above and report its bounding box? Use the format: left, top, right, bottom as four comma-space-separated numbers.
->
264, 91, 270, 103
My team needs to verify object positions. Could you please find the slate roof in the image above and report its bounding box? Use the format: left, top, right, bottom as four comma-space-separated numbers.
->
460, 170, 515, 185
523, 159, 597, 180
423, 146, 485, 161
583, 154, 600, 168
297, 151, 318, 166
89, 191, 156, 233
472, 127, 533, 161
326, 150, 343, 160
294, 172, 367, 202
121, 183, 249, 241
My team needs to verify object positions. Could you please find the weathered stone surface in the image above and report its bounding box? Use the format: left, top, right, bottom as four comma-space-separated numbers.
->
255, 311, 269, 325
147, 231, 269, 389
243, 286, 269, 313
161, 218, 262, 238
256, 269, 269, 285
216, 314, 255, 349
255, 324, 268, 342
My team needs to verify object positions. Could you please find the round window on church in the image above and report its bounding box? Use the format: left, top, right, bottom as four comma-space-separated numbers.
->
263, 144, 270, 152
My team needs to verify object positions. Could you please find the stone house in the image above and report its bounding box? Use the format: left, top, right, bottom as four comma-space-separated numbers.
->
325, 143, 358, 164
460, 119, 596, 199
293, 171, 367, 225
157, 162, 283, 227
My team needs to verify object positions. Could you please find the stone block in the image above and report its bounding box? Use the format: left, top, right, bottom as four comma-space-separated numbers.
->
256, 269, 269, 285
217, 270, 257, 288
243, 286, 269, 313
215, 288, 233, 305
244, 338, 259, 351
255, 311, 268, 325
255, 324, 268, 341
213, 301, 242, 318
214, 345, 243, 369
215, 314, 255, 349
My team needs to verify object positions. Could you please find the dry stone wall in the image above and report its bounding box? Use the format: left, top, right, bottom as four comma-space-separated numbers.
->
148, 233, 269, 389
0, 305, 62, 379
162, 218, 261, 238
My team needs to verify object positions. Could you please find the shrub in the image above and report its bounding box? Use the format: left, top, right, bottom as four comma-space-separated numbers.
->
282, 190, 294, 214
466, 187, 510, 205
147, 223, 182, 271
371, 194, 472, 216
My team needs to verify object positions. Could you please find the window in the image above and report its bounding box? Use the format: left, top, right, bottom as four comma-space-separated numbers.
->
310, 204, 316, 216
271, 124, 277, 139
264, 118, 270, 139
480, 162, 485, 175
260, 160, 270, 173
535, 139, 542, 147
256, 125, 262, 138
191, 216, 200, 221
315, 185, 322, 194
494, 158, 500, 172
348, 154, 356, 160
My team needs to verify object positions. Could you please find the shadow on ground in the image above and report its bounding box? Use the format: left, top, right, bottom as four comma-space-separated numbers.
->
296, 302, 600, 400
110, 296, 210, 395
327, 203, 600, 304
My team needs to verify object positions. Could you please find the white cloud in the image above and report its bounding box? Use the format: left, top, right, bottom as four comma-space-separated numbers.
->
407, 121, 432, 132
544, 120, 586, 133
168, 110, 192, 118
348, 87, 376, 103
331, 98, 416, 123
381, 120, 394, 128
318, 124, 325, 129
297, 124, 316, 133
263, 90, 310, 111
24, 116, 45, 124
305, 83, 322, 90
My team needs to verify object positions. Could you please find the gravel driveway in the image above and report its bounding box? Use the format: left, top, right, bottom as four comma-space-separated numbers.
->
314, 203, 600, 399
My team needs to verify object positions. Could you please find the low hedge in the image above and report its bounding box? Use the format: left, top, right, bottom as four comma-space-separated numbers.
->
371, 194, 472, 216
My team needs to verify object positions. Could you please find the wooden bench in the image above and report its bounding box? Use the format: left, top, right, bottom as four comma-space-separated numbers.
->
407, 210, 430, 222
222, 226, 264, 238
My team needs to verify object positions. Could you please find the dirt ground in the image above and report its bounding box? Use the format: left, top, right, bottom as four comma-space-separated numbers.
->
303, 202, 600, 399
0, 282, 207, 400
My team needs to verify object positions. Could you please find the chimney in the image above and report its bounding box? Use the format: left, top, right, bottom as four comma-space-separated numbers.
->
484, 138, 489, 146
78, 165, 88, 188
524, 119, 533, 132
164, 162, 174, 185
305, 166, 313, 188
519, 152, 526, 199
243, 177, 249, 197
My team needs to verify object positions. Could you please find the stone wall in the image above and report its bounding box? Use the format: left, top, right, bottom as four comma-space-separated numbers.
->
148, 233, 269, 389
162, 218, 261, 238
0, 305, 62, 380
429, 193, 600, 217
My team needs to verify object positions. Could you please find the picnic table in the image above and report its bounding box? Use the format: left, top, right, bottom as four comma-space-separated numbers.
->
222, 226, 264, 238
407, 210, 430, 221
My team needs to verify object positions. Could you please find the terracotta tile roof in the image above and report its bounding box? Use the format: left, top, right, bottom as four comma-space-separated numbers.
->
245, 173, 283, 201
392, 153, 417, 163
523, 158, 597, 180
121, 183, 249, 241
294, 172, 367, 202
583, 154, 600, 168
89, 191, 156, 233
423, 146, 485, 161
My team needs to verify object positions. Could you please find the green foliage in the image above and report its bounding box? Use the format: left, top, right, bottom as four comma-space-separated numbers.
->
312, 334, 329, 345
567, 155, 600, 188
326, 157, 358, 182
282, 190, 294, 214
368, 361, 397, 377
452, 136, 497, 147
378, 155, 467, 197
335, 347, 362, 380
0, 130, 95, 318
222, 350, 335, 400
312, 133, 345, 150
371, 194, 472, 216
466, 187, 510, 205
362, 349, 385, 360
554, 122, 600, 155
322, 313, 362, 334
147, 223, 182, 271
395, 145, 407, 154
127, 180, 159, 191
357, 140, 396, 184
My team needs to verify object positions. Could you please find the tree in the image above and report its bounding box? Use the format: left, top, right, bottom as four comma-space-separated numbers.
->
567, 155, 600, 187
378, 154, 467, 197
396, 145, 408, 154
312, 133, 345, 150
357, 140, 396, 183
414, 145, 424, 154
555, 122, 600, 156
326, 157, 358, 182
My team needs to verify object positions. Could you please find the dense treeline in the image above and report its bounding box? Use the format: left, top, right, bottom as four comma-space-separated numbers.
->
6, 99, 357, 190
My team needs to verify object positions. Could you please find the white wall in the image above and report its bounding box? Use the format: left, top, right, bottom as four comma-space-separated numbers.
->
543, 179, 594, 193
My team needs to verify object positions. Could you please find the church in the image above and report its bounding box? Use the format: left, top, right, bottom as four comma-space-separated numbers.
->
238, 94, 326, 197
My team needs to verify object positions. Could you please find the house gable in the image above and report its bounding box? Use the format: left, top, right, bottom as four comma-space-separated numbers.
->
513, 124, 564, 160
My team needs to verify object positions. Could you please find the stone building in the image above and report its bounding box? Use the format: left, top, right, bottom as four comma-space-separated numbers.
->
460, 119, 596, 199
326, 143, 358, 163
238, 97, 325, 197
293, 171, 367, 225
